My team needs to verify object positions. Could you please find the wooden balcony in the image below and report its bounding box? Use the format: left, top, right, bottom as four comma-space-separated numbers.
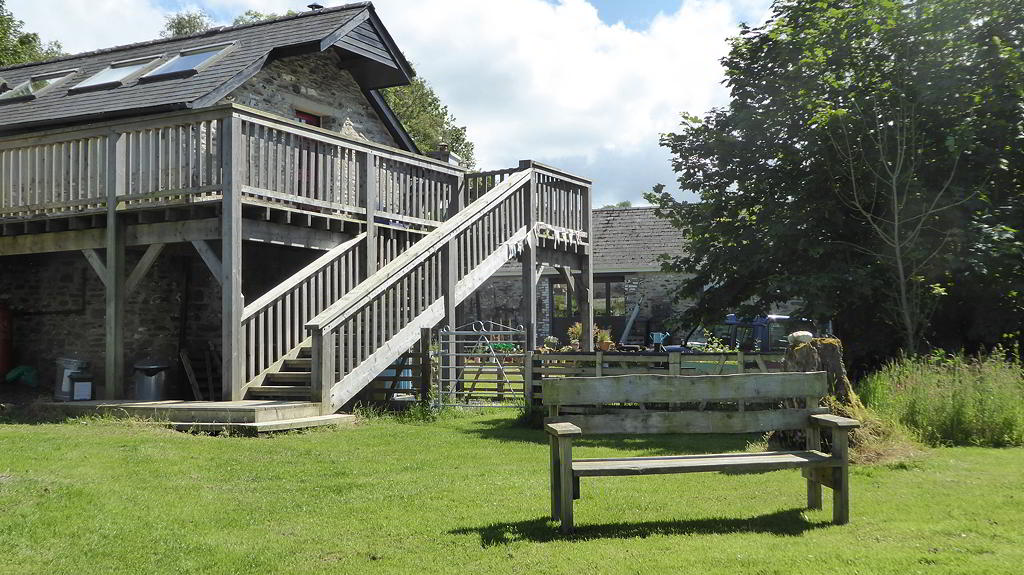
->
0, 103, 464, 244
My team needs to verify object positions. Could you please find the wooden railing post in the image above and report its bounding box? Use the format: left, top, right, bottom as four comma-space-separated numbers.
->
312, 330, 333, 414
419, 327, 432, 404
221, 114, 244, 401
440, 175, 464, 388
520, 161, 538, 350
103, 130, 126, 399
362, 151, 378, 275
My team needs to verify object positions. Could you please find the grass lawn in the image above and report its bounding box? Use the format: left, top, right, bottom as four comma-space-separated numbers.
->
0, 410, 1021, 574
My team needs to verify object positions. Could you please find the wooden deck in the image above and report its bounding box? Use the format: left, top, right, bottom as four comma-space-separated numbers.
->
46, 399, 355, 434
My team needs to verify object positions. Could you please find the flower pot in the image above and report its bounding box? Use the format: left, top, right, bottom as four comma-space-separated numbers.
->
597, 341, 614, 351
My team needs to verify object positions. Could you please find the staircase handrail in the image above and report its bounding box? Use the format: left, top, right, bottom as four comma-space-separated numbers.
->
306, 168, 532, 334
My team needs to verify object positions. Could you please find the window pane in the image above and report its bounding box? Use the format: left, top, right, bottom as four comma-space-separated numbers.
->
0, 73, 70, 101
74, 59, 155, 90
143, 45, 227, 79
608, 281, 626, 316
594, 282, 608, 316
552, 282, 573, 318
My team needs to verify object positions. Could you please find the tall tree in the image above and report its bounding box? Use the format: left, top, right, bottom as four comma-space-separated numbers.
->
647, 0, 1024, 364
160, 10, 213, 38
382, 75, 476, 168
0, 0, 61, 65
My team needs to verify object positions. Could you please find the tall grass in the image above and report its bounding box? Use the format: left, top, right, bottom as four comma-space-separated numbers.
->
860, 350, 1024, 447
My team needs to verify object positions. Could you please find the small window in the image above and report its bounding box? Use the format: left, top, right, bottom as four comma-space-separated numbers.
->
0, 69, 77, 102
141, 42, 234, 81
295, 111, 322, 127
70, 56, 161, 92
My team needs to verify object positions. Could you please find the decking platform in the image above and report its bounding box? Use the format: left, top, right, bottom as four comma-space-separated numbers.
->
46, 399, 355, 435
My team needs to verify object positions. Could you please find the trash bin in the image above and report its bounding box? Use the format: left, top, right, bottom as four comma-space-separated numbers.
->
69, 372, 94, 401
54, 358, 89, 401
133, 362, 169, 400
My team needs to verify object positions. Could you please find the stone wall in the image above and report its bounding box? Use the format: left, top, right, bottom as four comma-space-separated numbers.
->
224, 51, 397, 147
0, 242, 321, 398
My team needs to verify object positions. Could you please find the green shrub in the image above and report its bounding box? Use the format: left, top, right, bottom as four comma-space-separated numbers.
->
860, 350, 1024, 447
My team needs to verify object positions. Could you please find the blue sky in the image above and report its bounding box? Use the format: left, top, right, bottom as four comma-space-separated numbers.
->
12, 0, 773, 205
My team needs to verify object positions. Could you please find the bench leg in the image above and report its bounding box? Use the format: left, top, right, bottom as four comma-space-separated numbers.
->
832, 430, 851, 525
558, 437, 574, 533
549, 435, 561, 520
573, 475, 580, 500
805, 426, 822, 510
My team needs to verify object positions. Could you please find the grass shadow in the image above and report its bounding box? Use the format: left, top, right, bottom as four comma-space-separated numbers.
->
461, 414, 755, 455
451, 508, 827, 546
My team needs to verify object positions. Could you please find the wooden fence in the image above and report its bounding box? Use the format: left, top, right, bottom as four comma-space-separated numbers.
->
524, 350, 786, 404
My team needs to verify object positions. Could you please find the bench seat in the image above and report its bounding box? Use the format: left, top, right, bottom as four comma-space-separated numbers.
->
543, 372, 861, 533
572, 450, 834, 477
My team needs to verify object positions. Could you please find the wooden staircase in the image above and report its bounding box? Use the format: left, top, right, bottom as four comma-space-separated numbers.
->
241, 163, 591, 415
246, 344, 313, 400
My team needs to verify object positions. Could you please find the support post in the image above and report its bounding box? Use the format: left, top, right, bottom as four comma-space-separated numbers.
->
419, 327, 431, 404
832, 429, 851, 524
440, 174, 464, 390
362, 151, 378, 275
574, 182, 593, 352
523, 349, 535, 407
558, 436, 574, 533
312, 330, 333, 414
104, 131, 126, 399
521, 162, 538, 350
221, 114, 243, 401
806, 422, 823, 509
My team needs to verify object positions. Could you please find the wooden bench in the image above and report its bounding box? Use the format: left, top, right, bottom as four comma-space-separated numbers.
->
543, 371, 859, 533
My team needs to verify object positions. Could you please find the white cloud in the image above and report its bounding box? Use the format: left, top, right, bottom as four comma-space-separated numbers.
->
8, 0, 167, 55
9, 0, 772, 203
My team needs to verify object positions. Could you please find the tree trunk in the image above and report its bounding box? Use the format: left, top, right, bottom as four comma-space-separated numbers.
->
784, 337, 861, 408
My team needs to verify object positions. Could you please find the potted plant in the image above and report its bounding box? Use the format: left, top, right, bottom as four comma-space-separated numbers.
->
596, 329, 614, 351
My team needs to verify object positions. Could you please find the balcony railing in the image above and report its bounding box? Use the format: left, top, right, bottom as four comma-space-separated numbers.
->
0, 104, 464, 227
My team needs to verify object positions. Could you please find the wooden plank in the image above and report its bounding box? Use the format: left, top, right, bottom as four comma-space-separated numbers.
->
81, 248, 107, 286
547, 407, 829, 435
543, 372, 828, 405
104, 132, 126, 399
222, 114, 243, 401
191, 239, 222, 284
125, 243, 164, 294
179, 350, 204, 400
571, 450, 834, 477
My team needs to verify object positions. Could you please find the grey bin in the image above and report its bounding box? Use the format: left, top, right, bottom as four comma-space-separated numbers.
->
133, 362, 170, 400
54, 358, 89, 401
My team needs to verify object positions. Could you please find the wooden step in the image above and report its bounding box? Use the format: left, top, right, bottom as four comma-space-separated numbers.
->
265, 371, 312, 383
283, 358, 311, 371
171, 414, 356, 435
247, 385, 312, 398
296, 346, 312, 358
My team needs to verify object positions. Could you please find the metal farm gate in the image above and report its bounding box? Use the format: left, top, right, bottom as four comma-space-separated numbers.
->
436, 321, 527, 407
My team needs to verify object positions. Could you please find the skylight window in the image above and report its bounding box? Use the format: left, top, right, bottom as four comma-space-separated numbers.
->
0, 69, 77, 102
70, 56, 161, 92
141, 42, 234, 81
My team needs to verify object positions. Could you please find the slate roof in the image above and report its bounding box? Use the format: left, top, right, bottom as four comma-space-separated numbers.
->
0, 3, 409, 134
496, 206, 687, 276
590, 206, 686, 271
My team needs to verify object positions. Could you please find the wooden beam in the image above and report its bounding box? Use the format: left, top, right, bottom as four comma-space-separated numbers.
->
521, 166, 538, 350
241, 219, 350, 251
81, 248, 107, 287
320, 9, 370, 51
222, 114, 244, 401
191, 240, 222, 284
105, 132, 127, 399
125, 243, 165, 294
0, 218, 220, 256
363, 151, 378, 275
575, 182, 594, 352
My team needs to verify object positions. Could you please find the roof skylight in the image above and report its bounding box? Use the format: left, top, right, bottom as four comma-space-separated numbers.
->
0, 69, 77, 102
141, 43, 234, 81
70, 56, 161, 92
